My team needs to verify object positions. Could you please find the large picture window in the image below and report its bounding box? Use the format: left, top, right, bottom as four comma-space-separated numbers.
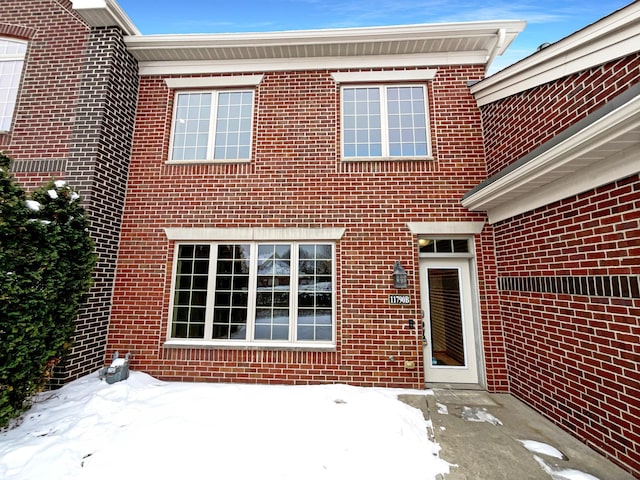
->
341, 84, 429, 159
170, 89, 254, 162
0, 38, 27, 132
170, 242, 334, 345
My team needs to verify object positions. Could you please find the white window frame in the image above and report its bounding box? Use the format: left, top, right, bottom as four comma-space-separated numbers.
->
0, 38, 27, 133
168, 88, 255, 164
166, 241, 337, 349
340, 83, 432, 161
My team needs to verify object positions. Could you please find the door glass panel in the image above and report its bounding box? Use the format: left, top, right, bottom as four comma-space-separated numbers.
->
427, 268, 465, 367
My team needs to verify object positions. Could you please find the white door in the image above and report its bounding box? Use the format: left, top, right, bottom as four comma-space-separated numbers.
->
421, 258, 479, 384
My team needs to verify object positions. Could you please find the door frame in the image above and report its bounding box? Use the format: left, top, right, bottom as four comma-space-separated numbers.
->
418, 247, 485, 387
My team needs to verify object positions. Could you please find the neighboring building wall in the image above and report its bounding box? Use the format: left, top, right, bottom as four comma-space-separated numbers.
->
496, 175, 640, 475
0, 1, 138, 385
479, 52, 640, 476
481, 53, 640, 176
108, 65, 505, 389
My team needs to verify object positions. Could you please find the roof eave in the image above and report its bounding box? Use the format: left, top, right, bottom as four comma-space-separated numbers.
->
71, 0, 140, 36
471, 2, 640, 106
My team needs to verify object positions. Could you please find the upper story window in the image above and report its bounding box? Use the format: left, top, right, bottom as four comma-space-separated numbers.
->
341, 84, 430, 160
170, 89, 254, 162
0, 38, 27, 132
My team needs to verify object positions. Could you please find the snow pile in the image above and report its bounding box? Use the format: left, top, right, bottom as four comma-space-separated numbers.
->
0, 372, 449, 480
520, 440, 567, 460
461, 406, 503, 426
534, 456, 601, 480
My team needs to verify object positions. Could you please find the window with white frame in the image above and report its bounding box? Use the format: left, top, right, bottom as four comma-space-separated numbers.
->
170, 242, 334, 345
170, 89, 254, 162
0, 38, 27, 132
341, 84, 430, 159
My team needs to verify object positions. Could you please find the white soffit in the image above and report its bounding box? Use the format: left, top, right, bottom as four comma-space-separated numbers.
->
461, 90, 640, 224
471, 2, 640, 106
71, 0, 140, 36
125, 20, 525, 75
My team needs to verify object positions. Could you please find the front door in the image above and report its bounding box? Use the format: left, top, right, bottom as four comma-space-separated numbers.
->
421, 258, 479, 384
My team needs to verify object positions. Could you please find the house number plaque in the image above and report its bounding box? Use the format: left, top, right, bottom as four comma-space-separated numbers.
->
388, 294, 411, 305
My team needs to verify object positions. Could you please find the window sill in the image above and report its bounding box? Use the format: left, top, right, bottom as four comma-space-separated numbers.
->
163, 339, 336, 352
341, 156, 434, 163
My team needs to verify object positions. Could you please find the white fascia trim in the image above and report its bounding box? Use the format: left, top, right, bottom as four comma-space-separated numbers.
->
164, 74, 264, 89
472, 3, 640, 106
406, 222, 485, 235
164, 227, 347, 241
485, 144, 638, 224
331, 69, 437, 83
462, 94, 640, 223
137, 52, 486, 76
71, 0, 140, 36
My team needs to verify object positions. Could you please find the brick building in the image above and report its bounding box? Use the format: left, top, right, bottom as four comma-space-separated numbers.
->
1, 0, 138, 385
107, 20, 528, 391
1, 0, 638, 477
464, 4, 640, 474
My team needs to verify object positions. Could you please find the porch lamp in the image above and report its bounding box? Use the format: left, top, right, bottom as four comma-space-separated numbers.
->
393, 261, 408, 289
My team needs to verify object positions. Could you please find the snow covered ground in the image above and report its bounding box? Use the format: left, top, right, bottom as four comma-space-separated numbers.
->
0, 371, 450, 480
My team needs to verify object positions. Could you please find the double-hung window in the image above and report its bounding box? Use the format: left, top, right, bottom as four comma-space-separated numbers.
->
170, 89, 254, 162
0, 38, 27, 132
169, 242, 335, 346
340, 84, 430, 160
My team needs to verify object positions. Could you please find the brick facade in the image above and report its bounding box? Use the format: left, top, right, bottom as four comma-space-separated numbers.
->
107, 65, 503, 389
0, 1, 138, 385
478, 52, 640, 476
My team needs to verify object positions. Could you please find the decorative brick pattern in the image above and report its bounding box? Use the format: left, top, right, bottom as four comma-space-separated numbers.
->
499, 275, 640, 298
108, 65, 502, 390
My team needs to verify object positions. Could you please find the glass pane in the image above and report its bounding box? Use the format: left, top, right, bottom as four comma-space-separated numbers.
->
171, 245, 210, 339
342, 87, 382, 158
427, 268, 465, 367
254, 244, 291, 340
213, 90, 253, 160
212, 244, 250, 340
296, 244, 333, 342
171, 93, 211, 161
386, 86, 428, 157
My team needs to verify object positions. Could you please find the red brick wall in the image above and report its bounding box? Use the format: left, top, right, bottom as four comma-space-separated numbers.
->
108, 65, 506, 389
495, 175, 640, 476
481, 53, 640, 176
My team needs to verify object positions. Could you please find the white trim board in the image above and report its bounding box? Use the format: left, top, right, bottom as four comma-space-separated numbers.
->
164, 227, 347, 241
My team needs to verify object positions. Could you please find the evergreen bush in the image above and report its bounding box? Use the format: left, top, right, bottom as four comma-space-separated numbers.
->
0, 152, 96, 428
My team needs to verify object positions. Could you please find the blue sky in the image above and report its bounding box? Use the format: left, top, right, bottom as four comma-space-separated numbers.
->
117, 0, 632, 73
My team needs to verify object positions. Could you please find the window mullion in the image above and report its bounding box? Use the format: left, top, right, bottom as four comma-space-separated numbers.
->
290, 243, 299, 343
247, 243, 258, 341
208, 91, 217, 160
380, 86, 390, 157
203, 245, 216, 340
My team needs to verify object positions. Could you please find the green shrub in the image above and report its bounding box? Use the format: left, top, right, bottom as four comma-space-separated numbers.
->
0, 152, 96, 428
